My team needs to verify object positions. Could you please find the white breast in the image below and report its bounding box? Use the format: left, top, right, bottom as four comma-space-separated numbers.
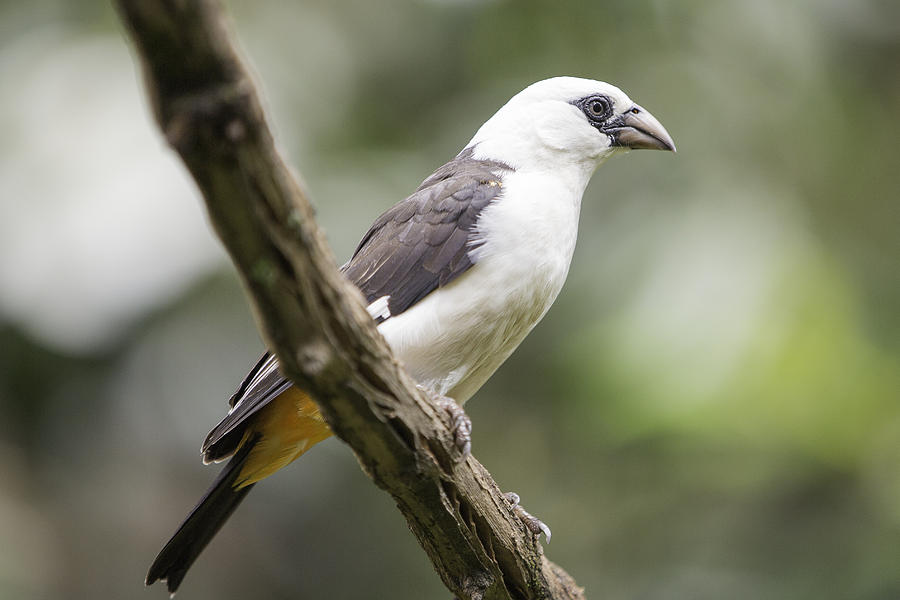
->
376, 169, 584, 403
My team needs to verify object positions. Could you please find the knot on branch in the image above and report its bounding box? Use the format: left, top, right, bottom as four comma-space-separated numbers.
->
297, 338, 334, 378
163, 79, 254, 151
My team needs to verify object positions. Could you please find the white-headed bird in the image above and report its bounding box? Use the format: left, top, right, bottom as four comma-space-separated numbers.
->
146, 76, 675, 594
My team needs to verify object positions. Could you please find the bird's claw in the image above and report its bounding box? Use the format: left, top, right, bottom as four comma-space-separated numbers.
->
505, 492, 551, 543
431, 393, 472, 458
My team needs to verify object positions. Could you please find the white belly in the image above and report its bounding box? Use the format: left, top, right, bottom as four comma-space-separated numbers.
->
376, 171, 582, 403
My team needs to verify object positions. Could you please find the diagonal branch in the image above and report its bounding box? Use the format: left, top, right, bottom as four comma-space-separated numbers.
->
116, 1, 584, 598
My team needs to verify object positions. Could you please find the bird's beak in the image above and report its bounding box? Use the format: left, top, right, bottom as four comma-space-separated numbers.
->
607, 105, 676, 152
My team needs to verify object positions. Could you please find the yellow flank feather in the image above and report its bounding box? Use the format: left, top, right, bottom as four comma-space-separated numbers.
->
233, 387, 332, 488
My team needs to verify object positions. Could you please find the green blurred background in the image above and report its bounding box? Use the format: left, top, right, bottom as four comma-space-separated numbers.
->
1, 0, 898, 598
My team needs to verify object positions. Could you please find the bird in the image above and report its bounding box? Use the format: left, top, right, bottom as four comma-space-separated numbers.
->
145, 76, 675, 594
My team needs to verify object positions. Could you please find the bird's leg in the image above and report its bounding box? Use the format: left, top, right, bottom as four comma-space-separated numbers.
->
434, 395, 472, 458
504, 492, 552, 543
418, 386, 472, 458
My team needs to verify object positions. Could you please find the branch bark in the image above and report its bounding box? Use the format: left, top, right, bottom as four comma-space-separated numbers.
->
116, 2, 585, 598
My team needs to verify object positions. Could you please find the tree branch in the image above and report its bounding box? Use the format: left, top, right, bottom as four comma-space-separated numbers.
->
116, 1, 585, 598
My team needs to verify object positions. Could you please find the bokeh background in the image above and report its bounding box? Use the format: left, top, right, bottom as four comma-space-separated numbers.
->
1, 0, 898, 598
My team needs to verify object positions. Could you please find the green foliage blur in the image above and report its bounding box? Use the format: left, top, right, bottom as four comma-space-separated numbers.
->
1, 0, 898, 598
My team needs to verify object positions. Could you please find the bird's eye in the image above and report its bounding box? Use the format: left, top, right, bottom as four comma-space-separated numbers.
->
577, 94, 612, 123
589, 99, 609, 116
630, 107, 640, 115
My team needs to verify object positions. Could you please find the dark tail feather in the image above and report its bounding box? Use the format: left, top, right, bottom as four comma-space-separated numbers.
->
146, 435, 259, 595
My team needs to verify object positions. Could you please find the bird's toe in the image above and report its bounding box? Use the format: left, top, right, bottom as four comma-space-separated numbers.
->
419, 388, 472, 459
505, 491, 551, 543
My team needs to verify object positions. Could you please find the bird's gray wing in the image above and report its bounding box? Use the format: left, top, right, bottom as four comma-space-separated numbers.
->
343, 152, 508, 322
201, 149, 510, 462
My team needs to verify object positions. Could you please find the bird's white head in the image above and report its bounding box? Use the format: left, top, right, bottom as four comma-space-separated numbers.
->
467, 77, 675, 181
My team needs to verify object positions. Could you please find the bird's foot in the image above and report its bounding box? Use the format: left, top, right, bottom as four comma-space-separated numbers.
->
420, 388, 472, 458
435, 395, 472, 458
505, 492, 551, 543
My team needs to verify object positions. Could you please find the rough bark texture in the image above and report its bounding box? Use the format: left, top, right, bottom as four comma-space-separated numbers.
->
116, 1, 585, 598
